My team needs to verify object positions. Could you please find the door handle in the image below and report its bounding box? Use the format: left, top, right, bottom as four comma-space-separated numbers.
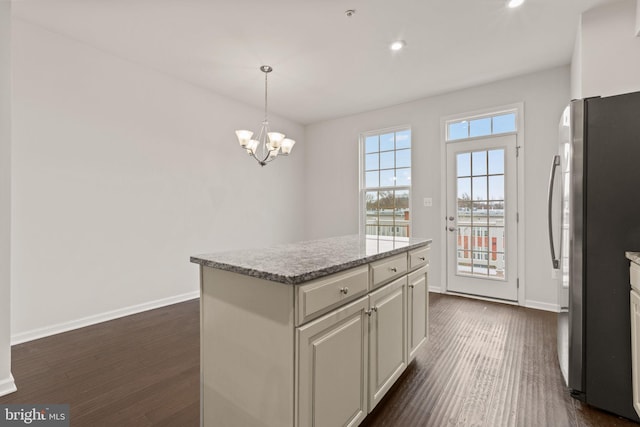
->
448, 227, 455, 232
548, 155, 560, 269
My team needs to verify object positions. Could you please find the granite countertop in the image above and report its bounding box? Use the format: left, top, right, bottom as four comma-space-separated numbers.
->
626, 252, 640, 265
191, 234, 432, 285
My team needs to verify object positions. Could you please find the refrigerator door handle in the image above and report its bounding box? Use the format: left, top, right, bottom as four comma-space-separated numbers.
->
548, 155, 561, 269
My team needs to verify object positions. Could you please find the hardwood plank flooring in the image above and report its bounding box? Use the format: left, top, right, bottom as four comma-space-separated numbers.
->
1, 294, 637, 426
0, 300, 200, 426
363, 294, 638, 427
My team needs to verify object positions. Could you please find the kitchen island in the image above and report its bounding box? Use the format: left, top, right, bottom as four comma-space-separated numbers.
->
191, 234, 432, 427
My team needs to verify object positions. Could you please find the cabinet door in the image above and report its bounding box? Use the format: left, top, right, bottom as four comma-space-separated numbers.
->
296, 296, 369, 427
631, 289, 640, 417
408, 266, 428, 362
369, 276, 407, 410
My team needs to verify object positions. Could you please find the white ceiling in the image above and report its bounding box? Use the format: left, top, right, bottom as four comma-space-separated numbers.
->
13, 0, 616, 125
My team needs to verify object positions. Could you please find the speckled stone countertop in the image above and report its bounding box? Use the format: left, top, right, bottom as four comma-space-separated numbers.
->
191, 235, 432, 285
627, 252, 640, 265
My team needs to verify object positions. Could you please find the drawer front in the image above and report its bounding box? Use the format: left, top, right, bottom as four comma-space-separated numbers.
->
371, 253, 408, 289
409, 246, 430, 271
632, 262, 640, 293
297, 265, 369, 326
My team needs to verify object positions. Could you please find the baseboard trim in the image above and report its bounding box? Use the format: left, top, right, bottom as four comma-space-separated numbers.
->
524, 299, 560, 313
428, 286, 443, 293
0, 374, 17, 397
11, 291, 200, 345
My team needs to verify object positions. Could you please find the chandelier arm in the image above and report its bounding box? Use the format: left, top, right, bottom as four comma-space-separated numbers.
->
250, 153, 267, 167
258, 151, 271, 164
247, 150, 267, 166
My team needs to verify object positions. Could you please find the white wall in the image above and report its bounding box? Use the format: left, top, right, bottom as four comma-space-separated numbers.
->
636, 0, 640, 37
0, 0, 16, 397
304, 66, 570, 310
11, 19, 306, 342
573, 0, 640, 99
571, 19, 583, 100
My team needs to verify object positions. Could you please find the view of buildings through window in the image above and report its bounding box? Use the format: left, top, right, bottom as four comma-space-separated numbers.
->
456, 149, 506, 278
362, 128, 411, 238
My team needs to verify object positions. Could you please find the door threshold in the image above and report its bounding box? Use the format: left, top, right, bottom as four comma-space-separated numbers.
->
441, 290, 520, 307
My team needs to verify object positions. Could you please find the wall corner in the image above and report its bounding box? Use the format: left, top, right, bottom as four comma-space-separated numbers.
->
0, 0, 14, 397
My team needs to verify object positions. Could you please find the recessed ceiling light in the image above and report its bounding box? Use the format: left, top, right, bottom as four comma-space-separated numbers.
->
507, 0, 525, 8
390, 40, 406, 51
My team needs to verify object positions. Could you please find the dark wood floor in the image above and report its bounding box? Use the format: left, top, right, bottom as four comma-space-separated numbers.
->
363, 294, 639, 427
0, 300, 200, 426
1, 293, 637, 426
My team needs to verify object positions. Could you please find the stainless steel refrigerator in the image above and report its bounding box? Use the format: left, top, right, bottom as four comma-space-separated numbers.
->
548, 91, 640, 421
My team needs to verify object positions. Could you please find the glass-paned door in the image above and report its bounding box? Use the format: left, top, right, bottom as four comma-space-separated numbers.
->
446, 135, 518, 301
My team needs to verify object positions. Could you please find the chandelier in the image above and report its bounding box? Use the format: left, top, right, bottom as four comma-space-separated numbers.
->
235, 65, 295, 166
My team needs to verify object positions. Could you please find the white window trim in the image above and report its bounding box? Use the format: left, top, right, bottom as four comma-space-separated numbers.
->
439, 102, 525, 305
359, 125, 413, 238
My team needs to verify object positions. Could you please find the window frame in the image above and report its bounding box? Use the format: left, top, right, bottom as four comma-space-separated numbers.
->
445, 108, 518, 142
359, 125, 412, 239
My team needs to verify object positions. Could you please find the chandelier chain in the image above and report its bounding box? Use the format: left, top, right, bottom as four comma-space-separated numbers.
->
264, 71, 268, 123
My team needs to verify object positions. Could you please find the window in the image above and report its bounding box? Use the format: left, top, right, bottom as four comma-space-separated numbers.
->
456, 148, 506, 278
361, 128, 411, 238
446, 111, 516, 141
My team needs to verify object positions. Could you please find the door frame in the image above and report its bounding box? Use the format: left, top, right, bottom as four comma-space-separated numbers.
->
439, 103, 525, 305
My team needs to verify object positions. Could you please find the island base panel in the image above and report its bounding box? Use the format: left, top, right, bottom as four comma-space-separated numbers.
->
201, 267, 295, 427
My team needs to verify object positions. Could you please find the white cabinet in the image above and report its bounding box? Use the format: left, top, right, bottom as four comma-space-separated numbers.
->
368, 276, 407, 410
297, 249, 430, 425
631, 289, 640, 417
408, 266, 428, 362
297, 297, 369, 427
630, 260, 640, 417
